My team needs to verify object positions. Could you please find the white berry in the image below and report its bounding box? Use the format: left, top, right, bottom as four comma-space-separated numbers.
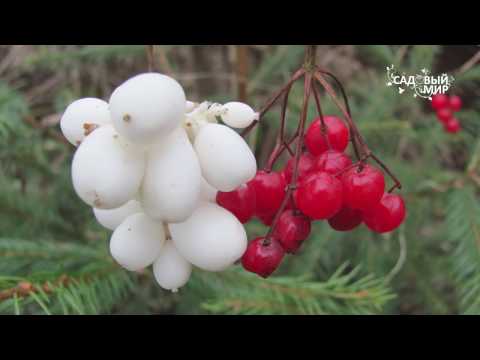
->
153, 240, 192, 292
93, 199, 143, 231
194, 123, 257, 192
60, 98, 111, 146
170, 202, 247, 272
71, 124, 145, 209
141, 127, 201, 223
110, 213, 165, 271
221, 102, 258, 129
109, 73, 186, 145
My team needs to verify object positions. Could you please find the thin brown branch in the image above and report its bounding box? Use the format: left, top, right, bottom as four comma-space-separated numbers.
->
0, 275, 70, 302
146, 45, 155, 72
457, 50, 480, 75
236, 45, 249, 102
241, 68, 305, 137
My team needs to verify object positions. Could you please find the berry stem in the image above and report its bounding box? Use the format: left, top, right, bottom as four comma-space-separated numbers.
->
311, 82, 333, 151
317, 68, 361, 160
241, 68, 305, 137
266, 72, 313, 239
162, 222, 172, 240
265, 82, 293, 172
313, 70, 402, 191
314, 70, 368, 155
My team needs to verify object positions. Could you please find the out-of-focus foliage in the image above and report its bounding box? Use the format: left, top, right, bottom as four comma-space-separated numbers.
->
0, 45, 479, 314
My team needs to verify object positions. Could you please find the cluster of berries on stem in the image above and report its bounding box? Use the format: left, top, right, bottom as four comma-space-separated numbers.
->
431, 93, 463, 133
215, 46, 406, 278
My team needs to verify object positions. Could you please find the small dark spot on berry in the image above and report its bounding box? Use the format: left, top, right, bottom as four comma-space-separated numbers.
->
123, 114, 131, 123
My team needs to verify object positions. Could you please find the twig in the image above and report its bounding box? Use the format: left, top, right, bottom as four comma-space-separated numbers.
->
241, 68, 305, 137
385, 232, 407, 283
457, 50, 480, 75
157, 46, 173, 75
146, 45, 155, 72
236, 45, 249, 102
0, 275, 69, 302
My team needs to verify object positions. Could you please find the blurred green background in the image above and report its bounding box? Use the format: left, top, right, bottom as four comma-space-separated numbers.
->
0, 45, 479, 315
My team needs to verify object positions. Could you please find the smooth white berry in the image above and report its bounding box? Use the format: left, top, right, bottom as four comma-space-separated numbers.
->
141, 127, 201, 223
110, 213, 165, 271
220, 102, 258, 129
93, 199, 143, 231
109, 73, 186, 145
153, 240, 192, 292
170, 202, 247, 272
71, 124, 145, 209
60, 98, 111, 146
194, 123, 257, 192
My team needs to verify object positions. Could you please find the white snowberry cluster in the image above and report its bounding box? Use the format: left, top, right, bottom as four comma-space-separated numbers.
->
60, 72, 259, 292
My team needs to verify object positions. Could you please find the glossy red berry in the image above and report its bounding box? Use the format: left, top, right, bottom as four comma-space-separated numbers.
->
328, 206, 363, 231
272, 210, 311, 253
444, 118, 461, 133
363, 193, 406, 233
294, 172, 343, 220
449, 95, 462, 112
436, 108, 453, 124
284, 152, 316, 183
342, 164, 385, 211
249, 170, 286, 217
305, 115, 349, 156
216, 183, 256, 224
316, 150, 352, 176
241, 237, 285, 278
431, 94, 449, 111
258, 212, 275, 226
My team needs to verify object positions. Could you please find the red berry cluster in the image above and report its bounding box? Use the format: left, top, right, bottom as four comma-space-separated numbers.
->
431, 94, 462, 133
216, 46, 405, 279
217, 115, 406, 278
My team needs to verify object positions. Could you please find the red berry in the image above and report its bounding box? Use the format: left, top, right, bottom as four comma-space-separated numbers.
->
258, 212, 275, 226
216, 183, 256, 224
431, 94, 449, 111
436, 108, 453, 124
444, 117, 461, 133
328, 206, 363, 231
241, 237, 285, 278
249, 170, 286, 217
272, 210, 311, 253
305, 115, 349, 156
342, 164, 385, 211
363, 193, 406, 233
294, 172, 343, 220
284, 152, 316, 183
316, 150, 352, 176
449, 95, 462, 112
